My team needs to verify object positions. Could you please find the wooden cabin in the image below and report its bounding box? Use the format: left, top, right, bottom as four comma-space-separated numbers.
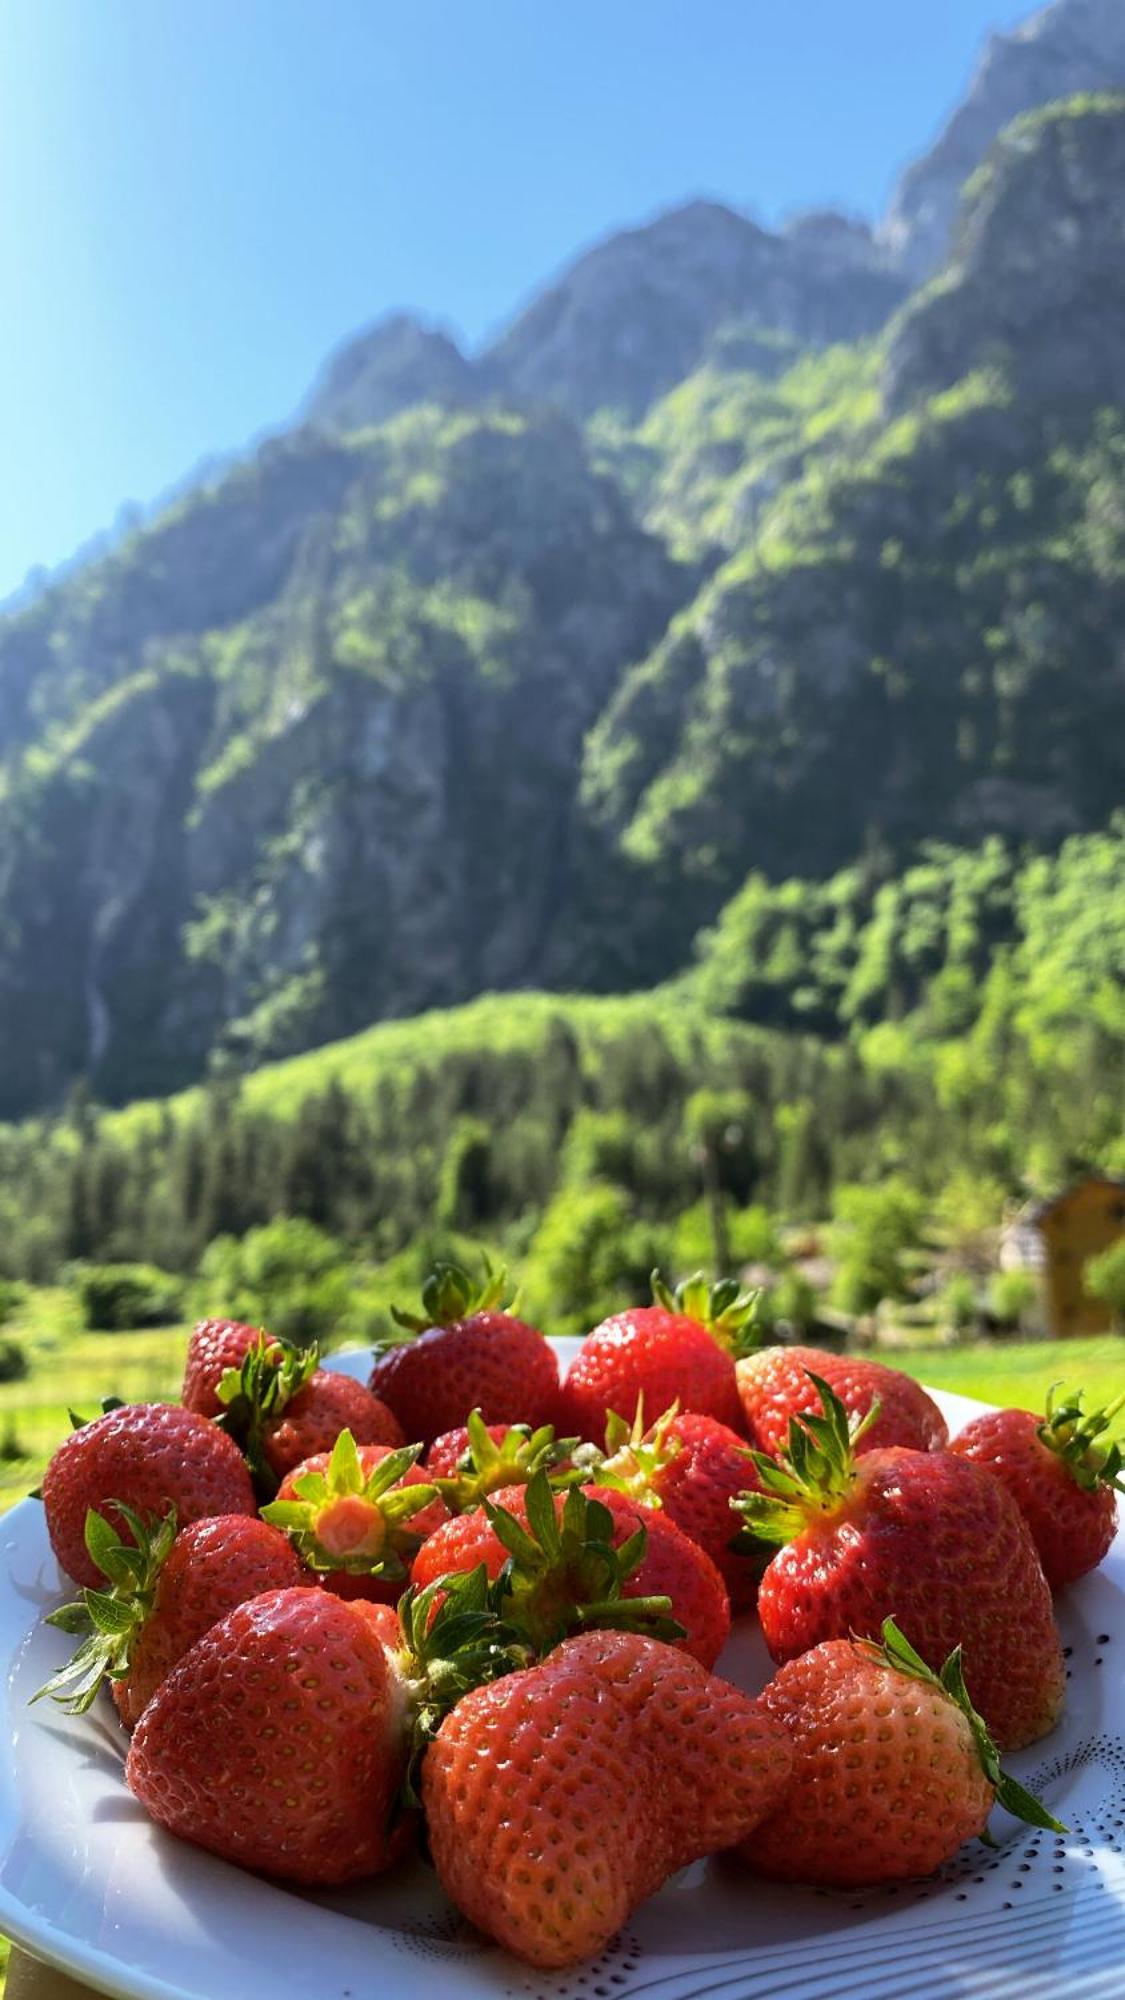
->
1002, 1176, 1125, 1336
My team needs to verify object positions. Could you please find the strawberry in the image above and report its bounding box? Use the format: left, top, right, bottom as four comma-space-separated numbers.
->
368, 1260, 559, 1447
949, 1386, 1123, 1590
124, 1570, 534, 1885
191, 1326, 404, 1496
425, 1410, 580, 1513
262, 1431, 447, 1603
125, 1586, 414, 1884
411, 1473, 731, 1668
558, 1272, 759, 1443
42, 1404, 255, 1588
733, 1376, 1065, 1750
589, 1403, 763, 1612
735, 1344, 947, 1458
422, 1629, 792, 1968
739, 1619, 1063, 1887
36, 1508, 305, 1727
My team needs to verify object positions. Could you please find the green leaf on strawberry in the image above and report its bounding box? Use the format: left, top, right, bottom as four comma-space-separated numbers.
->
731, 1371, 882, 1546
867, 1618, 1067, 1835
650, 1269, 763, 1360
213, 1332, 319, 1499
430, 1409, 582, 1514
33, 1502, 178, 1713
386, 1256, 516, 1342
1038, 1383, 1125, 1494
261, 1428, 436, 1578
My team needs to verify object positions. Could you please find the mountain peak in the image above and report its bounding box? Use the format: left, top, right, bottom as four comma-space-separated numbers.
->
302, 311, 480, 433
882, 0, 1125, 279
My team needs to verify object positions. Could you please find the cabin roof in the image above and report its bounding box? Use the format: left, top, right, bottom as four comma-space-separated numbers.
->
1024, 1175, 1125, 1225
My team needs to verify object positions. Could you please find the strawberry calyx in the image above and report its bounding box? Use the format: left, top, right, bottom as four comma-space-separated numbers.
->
730, 1372, 880, 1547
214, 1331, 319, 1499
862, 1618, 1067, 1835
33, 1502, 178, 1713
261, 1429, 437, 1579
387, 1256, 516, 1340
481, 1469, 685, 1655
580, 1398, 685, 1505
430, 1409, 582, 1514
651, 1269, 762, 1359
395, 1563, 529, 1805
1037, 1384, 1125, 1495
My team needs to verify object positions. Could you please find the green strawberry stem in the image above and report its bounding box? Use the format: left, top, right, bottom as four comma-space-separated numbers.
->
481, 1469, 684, 1655
868, 1618, 1067, 1835
214, 1332, 319, 1500
386, 1255, 517, 1341
651, 1269, 762, 1359
730, 1372, 881, 1546
261, 1427, 437, 1578
1038, 1384, 1125, 1494
33, 1502, 177, 1713
585, 1398, 685, 1504
429, 1408, 582, 1514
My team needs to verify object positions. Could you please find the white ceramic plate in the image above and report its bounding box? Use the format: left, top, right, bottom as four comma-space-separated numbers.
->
0, 1347, 1122, 2000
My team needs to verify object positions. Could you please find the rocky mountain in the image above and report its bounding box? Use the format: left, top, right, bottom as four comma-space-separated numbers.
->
881, 0, 1125, 278
1, 9, 1124, 1120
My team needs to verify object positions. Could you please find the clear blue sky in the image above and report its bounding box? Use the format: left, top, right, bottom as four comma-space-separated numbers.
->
0, 0, 1030, 602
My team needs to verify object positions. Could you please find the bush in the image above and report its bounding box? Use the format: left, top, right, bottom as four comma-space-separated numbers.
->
987, 1267, 1040, 1332
76, 1262, 185, 1331
830, 1180, 925, 1315
672, 1200, 782, 1274
755, 1268, 818, 1336
1083, 1236, 1125, 1330
937, 1272, 979, 1337
0, 1337, 28, 1383
524, 1183, 664, 1336
0, 1278, 24, 1326
197, 1217, 352, 1350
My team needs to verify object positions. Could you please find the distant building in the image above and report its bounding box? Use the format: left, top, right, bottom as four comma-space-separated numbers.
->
1001, 1177, 1125, 1336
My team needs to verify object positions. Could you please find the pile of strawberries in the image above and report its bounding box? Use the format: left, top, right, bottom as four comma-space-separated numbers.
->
33, 1260, 1122, 1971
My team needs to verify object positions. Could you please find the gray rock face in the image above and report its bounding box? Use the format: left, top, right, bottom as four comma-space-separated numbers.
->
303, 313, 482, 432
485, 200, 905, 421
882, 0, 1125, 280
885, 94, 1125, 409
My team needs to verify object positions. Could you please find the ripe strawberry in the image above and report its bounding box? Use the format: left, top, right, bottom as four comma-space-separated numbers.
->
425, 1410, 580, 1512
263, 1431, 447, 1604
189, 1325, 403, 1496
368, 1260, 559, 1447
181, 1318, 264, 1416
734, 1376, 1065, 1750
37, 1508, 305, 1727
735, 1344, 947, 1458
423, 1629, 792, 1968
949, 1386, 1123, 1590
125, 1568, 536, 1885
411, 1473, 730, 1668
42, 1404, 255, 1588
590, 1403, 763, 1611
126, 1586, 414, 1884
739, 1619, 1062, 1886
558, 1272, 758, 1443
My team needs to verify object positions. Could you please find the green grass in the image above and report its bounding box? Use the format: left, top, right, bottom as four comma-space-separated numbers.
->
0, 1290, 188, 1514
889, 1335, 1124, 1420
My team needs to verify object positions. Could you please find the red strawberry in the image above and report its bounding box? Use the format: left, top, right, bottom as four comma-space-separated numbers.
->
42, 1404, 255, 1588
126, 1586, 414, 1884
739, 1619, 1062, 1886
425, 1410, 579, 1512
37, 1509, 305, 1728
591, 1403, 762, 1611
558, 1273, 758, 1443
411, 1474, 731, 1668
188, 1325, 403, 1496
423, 1629, 792, 1968
264, 1432, 447, 1604
949, 1386, 1123, 1590
735, 1345, 947, 1458
368, 1260, 558, 1447
181, 1318, 264, 1417
734, 1379, 1064, 1750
